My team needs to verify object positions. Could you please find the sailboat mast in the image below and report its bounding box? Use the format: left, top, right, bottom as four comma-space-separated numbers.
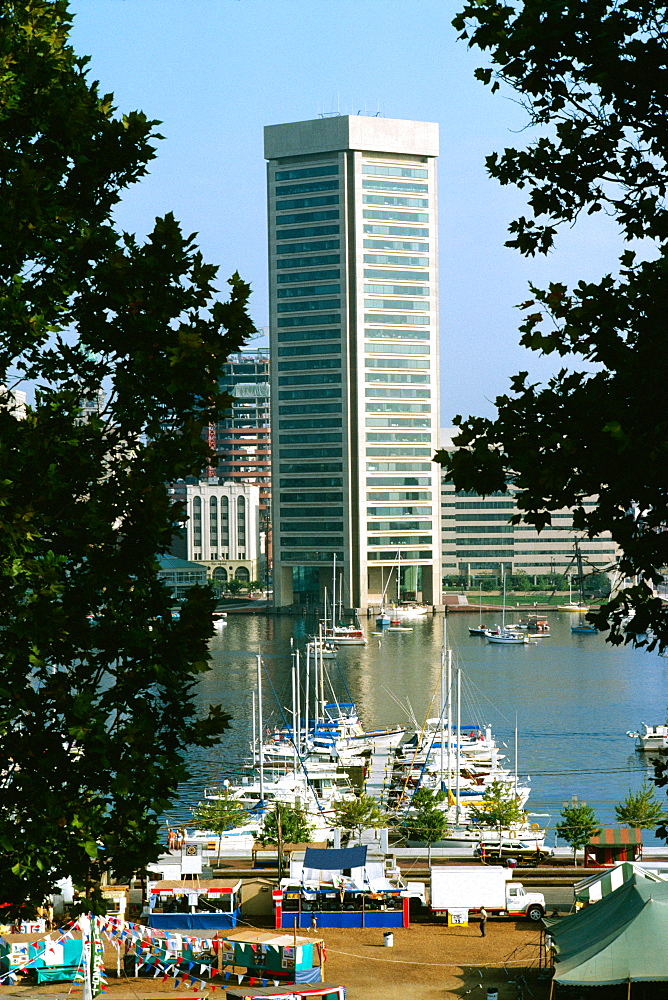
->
291, 654, 298, 770
257, 652, 264, 806
296, 648, 301, 759
455, 666, 461, 823
446, 646, 452, 796
514, 714, 518, 799
315, 623, 322, 726
304, 644, 310, 749
440, 626, 445, 790
321, 640, 326, 722
252, 690, 257, 768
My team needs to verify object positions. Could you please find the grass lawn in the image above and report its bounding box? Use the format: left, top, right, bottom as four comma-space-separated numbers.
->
453, 591, 580, 606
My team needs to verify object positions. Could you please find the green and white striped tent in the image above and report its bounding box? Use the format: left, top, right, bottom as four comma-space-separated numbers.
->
574, 861, 667, 907
545, 876, 668, 987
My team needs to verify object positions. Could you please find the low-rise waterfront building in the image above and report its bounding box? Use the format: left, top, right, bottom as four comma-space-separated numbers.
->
157, 554, 208, 601
439, 428, 619, 584
169, 479, 263, 589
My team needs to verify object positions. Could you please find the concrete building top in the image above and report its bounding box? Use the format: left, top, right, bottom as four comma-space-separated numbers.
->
440, 427, 457, 450
264, 115, 439, 160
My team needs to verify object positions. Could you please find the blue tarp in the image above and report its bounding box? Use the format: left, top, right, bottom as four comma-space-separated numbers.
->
281, 910, 403, 930
149, 910, 240, 930
303, 846, 367, 871
295, 966, 323, 982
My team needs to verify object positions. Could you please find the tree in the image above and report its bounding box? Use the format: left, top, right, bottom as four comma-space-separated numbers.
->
333, 794, 388, 845
556, 795, 600, 866
440, 1, 668, 651
402, 788, 449, 862
0, 1, 254, 913
615, 782, 668, 830
468, 779, 526, 830
258, 803, 315, 878
193, 795, 248, 866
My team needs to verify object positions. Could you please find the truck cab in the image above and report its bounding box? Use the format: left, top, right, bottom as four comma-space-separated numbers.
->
505, 883, 545, 920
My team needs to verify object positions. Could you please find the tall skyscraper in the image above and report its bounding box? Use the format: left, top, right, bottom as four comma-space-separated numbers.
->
265, 116, 441, 609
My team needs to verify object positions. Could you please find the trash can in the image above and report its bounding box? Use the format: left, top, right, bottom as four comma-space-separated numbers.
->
486, 990, 498, 1000
383, 932, 394, 947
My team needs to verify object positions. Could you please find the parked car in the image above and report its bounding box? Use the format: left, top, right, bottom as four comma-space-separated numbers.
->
475, 840, 554, 867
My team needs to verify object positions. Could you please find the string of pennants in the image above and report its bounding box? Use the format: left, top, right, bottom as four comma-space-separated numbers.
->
0, 916, 290, 994
0, 917, 105, 993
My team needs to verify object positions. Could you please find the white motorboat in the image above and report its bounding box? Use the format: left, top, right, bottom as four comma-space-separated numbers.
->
323, 625, 367, 645
212, 611, 227, 632
627, 723, 668, 752
388, 603, 429, 620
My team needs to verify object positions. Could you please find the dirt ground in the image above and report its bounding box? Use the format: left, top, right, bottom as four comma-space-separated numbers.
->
0, 921, 551, 1000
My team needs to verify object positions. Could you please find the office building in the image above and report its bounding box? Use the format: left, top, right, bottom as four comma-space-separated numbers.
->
265, 115, 442, 609
169, 480, 263, 588
215, 351, 271, 563
439, 429, 619, 582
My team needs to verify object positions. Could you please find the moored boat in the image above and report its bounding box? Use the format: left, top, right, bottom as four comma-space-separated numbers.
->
626, 722, 668, 752
486, 628, 527, 645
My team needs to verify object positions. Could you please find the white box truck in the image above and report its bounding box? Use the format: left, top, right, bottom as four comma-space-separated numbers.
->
430, 866, 545, 921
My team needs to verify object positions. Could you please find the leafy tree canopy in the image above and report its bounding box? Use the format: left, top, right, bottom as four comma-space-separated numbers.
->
193, 796, 247, 865
333, 795, 388, 842
0, 0, 254, 913
193, 797, 247, 837
556, 795, 600, 865
402, 787, 449, 845
258, 804, 315, 847
615, 782, 668, 829
440, 0, 668, 649
467, 779, 526, 829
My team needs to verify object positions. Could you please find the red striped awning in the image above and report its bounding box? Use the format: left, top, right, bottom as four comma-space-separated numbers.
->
587, 827, 643, 847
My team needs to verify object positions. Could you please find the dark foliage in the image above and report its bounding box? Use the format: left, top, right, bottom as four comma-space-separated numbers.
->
438, 1, 668, 650
0, 1, 254, 912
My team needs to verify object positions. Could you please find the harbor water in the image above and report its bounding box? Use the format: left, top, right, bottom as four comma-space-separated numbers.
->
167, 611, 668, 847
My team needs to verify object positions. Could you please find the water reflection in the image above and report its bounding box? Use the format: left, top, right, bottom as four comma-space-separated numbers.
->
166, 611, 668, 846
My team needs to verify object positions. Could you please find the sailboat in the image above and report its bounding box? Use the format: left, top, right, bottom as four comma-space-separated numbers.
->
322, 556, 367, 645
388, 549, 429, 619
468, 583, 487, 635
485, 575, 527, 644
376, 567, 392, 626
571, 621, 598, 634
558, 545, 590, 611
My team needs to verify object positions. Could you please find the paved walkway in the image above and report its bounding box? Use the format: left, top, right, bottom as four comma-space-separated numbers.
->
365, 745, 394, 807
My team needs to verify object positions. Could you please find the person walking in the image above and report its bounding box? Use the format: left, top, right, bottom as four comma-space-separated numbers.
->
479, 907, 488, 938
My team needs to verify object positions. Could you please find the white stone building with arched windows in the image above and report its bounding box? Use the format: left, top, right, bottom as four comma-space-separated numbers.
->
169, 480, 263, 589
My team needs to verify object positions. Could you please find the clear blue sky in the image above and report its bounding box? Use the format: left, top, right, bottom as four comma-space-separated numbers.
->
69, 0, 623, 423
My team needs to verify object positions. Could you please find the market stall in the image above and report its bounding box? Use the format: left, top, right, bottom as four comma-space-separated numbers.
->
147, 879, 241, 930
583, 828, 642, 867
275, 846, 410, 929
216, 930, 325, 984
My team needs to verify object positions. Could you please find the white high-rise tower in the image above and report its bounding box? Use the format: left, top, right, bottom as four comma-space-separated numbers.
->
265, 116, 441, 610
